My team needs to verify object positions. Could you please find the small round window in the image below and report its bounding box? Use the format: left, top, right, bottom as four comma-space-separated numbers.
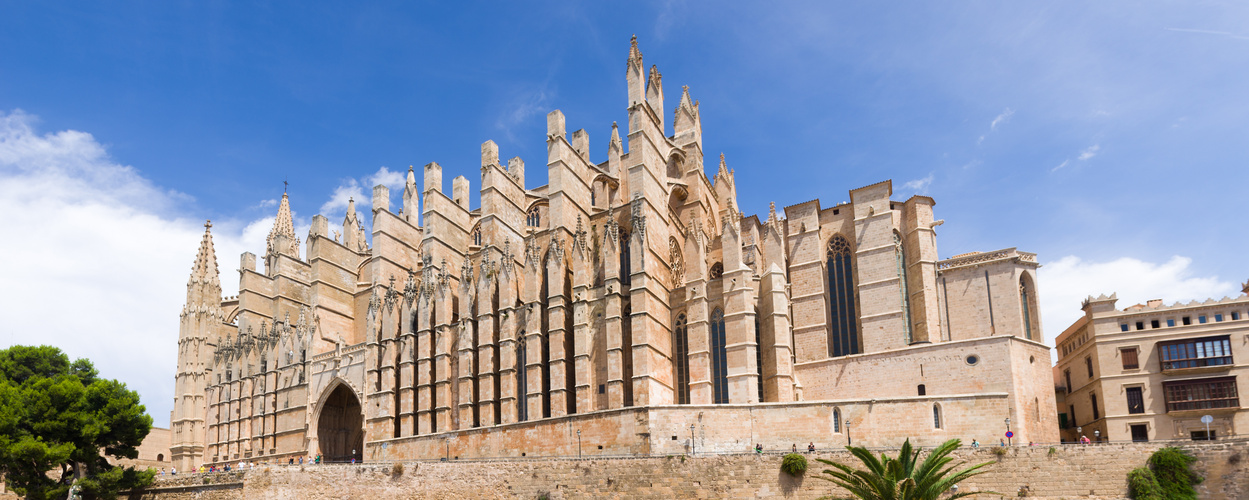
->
965, 355, 980, 366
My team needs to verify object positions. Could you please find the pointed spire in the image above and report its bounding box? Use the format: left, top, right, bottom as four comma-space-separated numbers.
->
715, 153, 732, 186
343, 197, 366, 251
767, 201, 780, 228
267, 192, 300, 257
191, 220, 219, 282
610, 121, 622, 151
629, 34, 642, 64
678, 85, 694, 110
403, 165, 419, 224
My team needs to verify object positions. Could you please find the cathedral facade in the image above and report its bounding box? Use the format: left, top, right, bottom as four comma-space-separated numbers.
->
170, 37, 1058, 471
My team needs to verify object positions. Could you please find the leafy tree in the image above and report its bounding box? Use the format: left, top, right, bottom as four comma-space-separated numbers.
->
815, 439, 995, 499
1147, 447, 1202, 500
0, 345, 155, 500
1127, 466, 1163, 500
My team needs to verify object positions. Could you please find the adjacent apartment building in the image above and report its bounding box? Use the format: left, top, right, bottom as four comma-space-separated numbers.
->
1054, 282, 1249, 443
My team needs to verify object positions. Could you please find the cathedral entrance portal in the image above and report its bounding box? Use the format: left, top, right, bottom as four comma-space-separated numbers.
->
316, 384, 364, 463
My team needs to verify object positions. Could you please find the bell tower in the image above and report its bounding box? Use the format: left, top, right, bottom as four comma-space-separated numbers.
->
171, 221, 222, 471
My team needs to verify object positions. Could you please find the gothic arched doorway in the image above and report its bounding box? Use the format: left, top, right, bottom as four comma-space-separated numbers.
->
316, 384, 364, 463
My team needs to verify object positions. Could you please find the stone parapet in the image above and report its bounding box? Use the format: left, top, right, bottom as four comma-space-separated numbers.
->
133, 441, 1247, 500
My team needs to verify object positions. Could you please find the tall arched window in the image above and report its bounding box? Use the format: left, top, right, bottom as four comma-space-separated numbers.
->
826, 235, 859, 357
527, 207, 541, 227
833, 407, 841, 433
895, 232, 914, 344
673, 314, 690, 405
620, 231, 631, 285
517, 337, 528, 422
472, 227, 482, 247
933, 404, 942, 429
1020, 274, 1039, 341
755, 312, 764, 402
710, 308, 729, 404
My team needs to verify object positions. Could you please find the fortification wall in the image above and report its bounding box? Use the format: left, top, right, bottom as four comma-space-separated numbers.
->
130, 441, 1248, 500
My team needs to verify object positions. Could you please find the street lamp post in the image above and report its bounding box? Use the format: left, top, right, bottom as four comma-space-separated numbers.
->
847, 420, 853, 446
577, 429, 582, 458
1094, 430, 1100, 444
1005, 417, 1012, 447
689, 424, 696, 456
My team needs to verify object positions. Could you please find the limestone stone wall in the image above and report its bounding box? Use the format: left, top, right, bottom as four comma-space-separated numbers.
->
130, 441, 1248, 500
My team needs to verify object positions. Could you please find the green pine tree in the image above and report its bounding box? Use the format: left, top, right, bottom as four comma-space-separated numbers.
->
0, 346, 155, 500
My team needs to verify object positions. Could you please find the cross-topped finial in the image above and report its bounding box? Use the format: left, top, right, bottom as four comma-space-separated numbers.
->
204, 220, 212, 229
283, 178, 289, 193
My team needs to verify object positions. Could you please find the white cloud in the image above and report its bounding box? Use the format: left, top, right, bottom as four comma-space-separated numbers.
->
1077, 144, 1100, 161
0, 110, 279, 426
1051, 159, 1069, 172
1037, 255, 1239, 346
366, 166, 406, 192
902, 173, 934, 194
320, 178, 367, 216
990, 107, 1014, 130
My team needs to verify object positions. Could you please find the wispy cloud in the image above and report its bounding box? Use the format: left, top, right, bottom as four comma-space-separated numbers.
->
494, 87, 551, 144
976, 108, 1014, 146
902, 173, 934, 194
1051, 159, 1069, 172
990, 108, 1014, 130
1078, 144, 1100, 161
1164, 27, 1249, 40
653, 0, 687, 42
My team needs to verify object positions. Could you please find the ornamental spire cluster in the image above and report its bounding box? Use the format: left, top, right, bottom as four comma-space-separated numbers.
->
266, 192, 300, 257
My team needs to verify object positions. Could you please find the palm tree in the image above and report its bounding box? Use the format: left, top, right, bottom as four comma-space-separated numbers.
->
815, 438, 995, 499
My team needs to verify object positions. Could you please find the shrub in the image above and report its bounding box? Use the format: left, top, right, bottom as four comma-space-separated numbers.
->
780, 453, 808, 476
1147, 447, 1202, 500
1127, 467, 1163, 500
991, 447, 1008, 457
392, 462, 405, 476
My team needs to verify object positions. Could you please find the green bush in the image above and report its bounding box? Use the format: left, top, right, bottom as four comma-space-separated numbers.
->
780, 453, 808, 476
1127, 467, 1162, 500
1147, 447, 1202, 500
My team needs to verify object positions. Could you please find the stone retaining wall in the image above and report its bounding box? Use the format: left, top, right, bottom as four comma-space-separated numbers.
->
129, 441, 1248, 499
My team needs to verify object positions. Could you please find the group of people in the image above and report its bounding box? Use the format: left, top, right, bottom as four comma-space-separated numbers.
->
753, 442, 819, 454
156, 455, 326, 478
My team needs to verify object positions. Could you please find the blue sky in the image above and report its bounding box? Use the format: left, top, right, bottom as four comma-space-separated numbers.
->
2, 2, 1246, 425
